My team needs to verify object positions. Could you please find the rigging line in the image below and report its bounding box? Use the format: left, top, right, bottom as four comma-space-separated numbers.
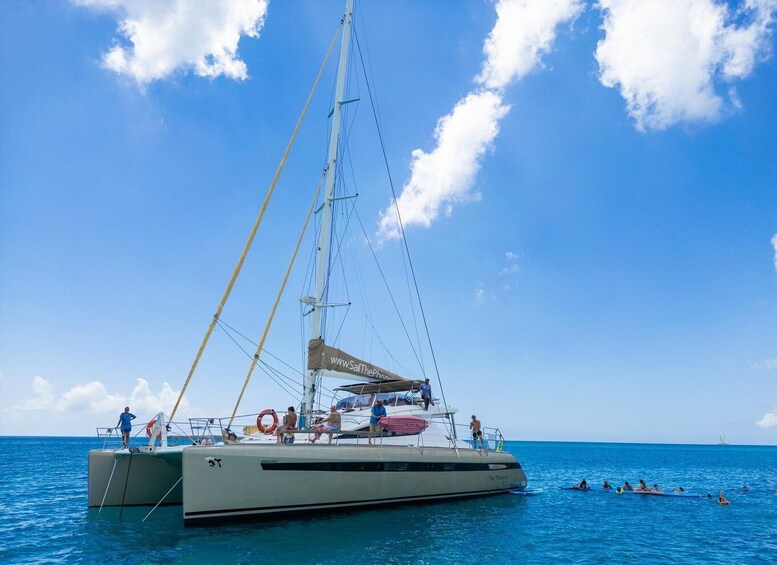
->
216, 320, 254, 361
341, 212, 416, 379
353, 29, 453, 439
253, 352, 337, 398
217, 320, 301, 400
228, 181, 323, 428
353, 25, 425, 373
326, 197, 358, 345
353, 208, 424, 370
217, 318, 305, 378
169, 24, 342, 421
257, 362, 300, 399
319, 175, 357, 343
318, 55, 359, 342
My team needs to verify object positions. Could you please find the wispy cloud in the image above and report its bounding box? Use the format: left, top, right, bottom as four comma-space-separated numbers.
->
377, 0, 583, 242
595, 0, 777, 131
752, 357, 777, 369
771, 233, 777, 271
500, 250, 520, 275
13, 376, 188, 416
75, 0, 269, 88
475, 282, 497, 304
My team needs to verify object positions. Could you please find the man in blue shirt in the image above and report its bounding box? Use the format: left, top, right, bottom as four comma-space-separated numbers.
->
368, 399, 386, 445
116, 406, 136, 448
419, 378, 433, 411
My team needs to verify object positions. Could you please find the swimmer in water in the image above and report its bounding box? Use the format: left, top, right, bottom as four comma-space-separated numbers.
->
674, 487, 685, 493
575, 479, 589, 490
652, 484, 662, 493
718, 491, 730, 505
638, 479, 649, 491
602, 480, 612, 490
623, 481, 634, 491
742, 485, 749, 493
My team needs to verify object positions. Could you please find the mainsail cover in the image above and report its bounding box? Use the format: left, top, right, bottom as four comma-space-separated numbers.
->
307, 338, 407, 383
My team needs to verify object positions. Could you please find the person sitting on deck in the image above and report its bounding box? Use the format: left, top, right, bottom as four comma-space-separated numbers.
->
602, 480, 612, 490
368, 399, 386, 445
311, 406, 341, 444
276, 406, 297, 445
623, 481, 634, 491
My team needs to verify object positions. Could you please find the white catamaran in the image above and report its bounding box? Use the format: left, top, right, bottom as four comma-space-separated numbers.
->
88, 0, 526, 525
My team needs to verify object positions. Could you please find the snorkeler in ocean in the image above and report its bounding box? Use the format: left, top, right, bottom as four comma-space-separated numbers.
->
602, 480, 612, 490
674, 487, 685, 493
623, 481, 634, 491
652, 484, 662, 493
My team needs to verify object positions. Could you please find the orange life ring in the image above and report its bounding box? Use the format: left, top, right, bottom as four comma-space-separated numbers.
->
146, 419, 159, 438
257, 409, 278, 434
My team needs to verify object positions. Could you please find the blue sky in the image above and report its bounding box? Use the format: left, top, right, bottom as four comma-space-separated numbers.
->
1, 0, 776, 444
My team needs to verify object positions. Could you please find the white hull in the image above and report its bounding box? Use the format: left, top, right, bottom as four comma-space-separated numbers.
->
87, 448, 183, 507
182, 443, 526, 526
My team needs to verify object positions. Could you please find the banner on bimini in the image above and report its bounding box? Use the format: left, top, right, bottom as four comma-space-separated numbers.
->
307, 338, 407, 383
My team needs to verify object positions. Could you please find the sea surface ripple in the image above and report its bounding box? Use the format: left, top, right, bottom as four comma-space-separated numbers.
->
0, 438, 775, 563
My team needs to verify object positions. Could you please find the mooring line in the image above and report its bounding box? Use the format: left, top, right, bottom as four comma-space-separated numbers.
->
98, 455, 119, 513
118, 451, 133, 519
142, 476, 183, 522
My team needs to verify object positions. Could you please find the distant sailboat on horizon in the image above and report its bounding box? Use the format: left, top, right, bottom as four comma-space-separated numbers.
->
719, 434, 729, 446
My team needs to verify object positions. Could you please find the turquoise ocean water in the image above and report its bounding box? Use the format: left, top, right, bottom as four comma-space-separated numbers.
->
1, 437, 775, 563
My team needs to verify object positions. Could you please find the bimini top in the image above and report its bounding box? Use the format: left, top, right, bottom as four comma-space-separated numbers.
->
334, 379, 424, 395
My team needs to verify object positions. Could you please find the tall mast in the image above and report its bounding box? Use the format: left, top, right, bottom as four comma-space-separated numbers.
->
302, 0, 354, 425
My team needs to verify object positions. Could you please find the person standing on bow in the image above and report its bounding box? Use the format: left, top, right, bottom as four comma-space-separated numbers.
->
116, 406, 135, 449
419, 378, 434, 411
368, 399, 386, 445
470, 415, 486, 450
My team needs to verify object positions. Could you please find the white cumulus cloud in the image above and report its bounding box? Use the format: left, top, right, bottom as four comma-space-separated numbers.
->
58, 380, 125, 412
13, 376, 188, 416
756, 410, 777, 428
75, 0, 269, 87
377, 92, 509, 240
478, 0, 584, 90
376, 0, 582, 242
595, 0, 777, 131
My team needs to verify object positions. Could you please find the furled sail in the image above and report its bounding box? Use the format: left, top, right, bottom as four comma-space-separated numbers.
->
307, 338, 407, 383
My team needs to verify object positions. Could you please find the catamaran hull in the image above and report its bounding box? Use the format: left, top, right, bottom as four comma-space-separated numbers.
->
182, 444, 526, 526
87, 448, 183, 507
